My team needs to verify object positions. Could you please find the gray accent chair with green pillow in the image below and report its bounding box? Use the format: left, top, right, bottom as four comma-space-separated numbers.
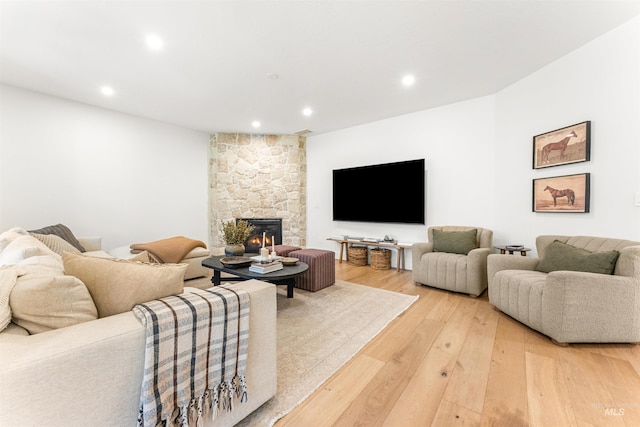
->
412, 226, 493, 297
488, 235, 640, 345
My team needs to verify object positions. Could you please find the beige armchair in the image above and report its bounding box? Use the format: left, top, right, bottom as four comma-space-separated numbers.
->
412, 226, 493, 297
488, 235, 640, 345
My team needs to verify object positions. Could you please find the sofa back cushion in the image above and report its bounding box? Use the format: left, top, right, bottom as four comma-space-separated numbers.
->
535, 240, 620, 275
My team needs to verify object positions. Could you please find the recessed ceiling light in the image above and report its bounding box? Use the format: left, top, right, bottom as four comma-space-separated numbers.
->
402, 75, 415, 86
302, 107, 313, 117
252, 120, 261, 128
145, 34, 164, 50
100, 86, 114, 96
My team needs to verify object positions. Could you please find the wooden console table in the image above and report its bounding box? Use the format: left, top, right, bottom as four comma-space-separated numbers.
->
327, 237, 412, 272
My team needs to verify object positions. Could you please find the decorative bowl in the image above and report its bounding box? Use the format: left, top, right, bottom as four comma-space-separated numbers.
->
220, 256, 253, 268
280, 257, 299, 266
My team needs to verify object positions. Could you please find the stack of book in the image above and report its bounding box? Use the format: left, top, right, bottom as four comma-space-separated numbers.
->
248, 260, 283, 274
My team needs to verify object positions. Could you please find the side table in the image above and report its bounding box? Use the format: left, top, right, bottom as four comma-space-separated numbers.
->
494, 246, 531, 256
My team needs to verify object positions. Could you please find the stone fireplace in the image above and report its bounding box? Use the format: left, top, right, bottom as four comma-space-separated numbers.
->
208, 133, 306, 251
237, 218, 282, 253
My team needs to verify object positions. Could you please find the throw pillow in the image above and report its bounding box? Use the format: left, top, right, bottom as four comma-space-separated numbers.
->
535, 240, 620, 275
0, 266, 21, 333
28, 223, 86, 252
0, 230, 63, 271
0, 227, 30, 252
30, 233, 82, 255
432, 228, 478, 255
62, 252, 187, 318
9, 266, 98, 334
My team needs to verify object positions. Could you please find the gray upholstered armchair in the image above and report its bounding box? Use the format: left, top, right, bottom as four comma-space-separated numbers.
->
412, 226, 493, 297
488, 235, 640, 345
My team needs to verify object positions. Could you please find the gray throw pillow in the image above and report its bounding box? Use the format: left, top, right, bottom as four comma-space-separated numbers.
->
28, 223, 85, 252
535, 240, 620, 275
432, 228, 478, 255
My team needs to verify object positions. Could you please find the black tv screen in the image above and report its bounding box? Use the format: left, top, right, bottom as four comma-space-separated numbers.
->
332, 159, 425, 224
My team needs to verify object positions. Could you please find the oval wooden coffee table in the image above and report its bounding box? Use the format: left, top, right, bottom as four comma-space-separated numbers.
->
202, 255, 308, 298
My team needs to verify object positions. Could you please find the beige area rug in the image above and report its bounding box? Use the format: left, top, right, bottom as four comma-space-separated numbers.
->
236, 280, 419, 427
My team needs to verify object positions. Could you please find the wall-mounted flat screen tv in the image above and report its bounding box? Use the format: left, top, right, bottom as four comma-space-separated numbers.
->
332, 158, 425, 224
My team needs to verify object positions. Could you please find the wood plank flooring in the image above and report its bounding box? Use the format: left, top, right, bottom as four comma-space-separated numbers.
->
275, 261, 640, 427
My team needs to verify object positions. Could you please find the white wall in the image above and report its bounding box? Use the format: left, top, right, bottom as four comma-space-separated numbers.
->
2, 16, 638, 264
307, 16, 640, 263
493, 15, 640, 251
0, 85, 210, 249
307, 96, 496, 268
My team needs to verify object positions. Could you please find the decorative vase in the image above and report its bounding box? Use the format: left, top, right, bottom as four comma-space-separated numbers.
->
224, 244, 245, 257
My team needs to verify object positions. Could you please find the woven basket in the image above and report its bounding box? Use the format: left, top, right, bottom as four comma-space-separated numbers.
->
370, 248, 391, 270
347, 245, 368, 266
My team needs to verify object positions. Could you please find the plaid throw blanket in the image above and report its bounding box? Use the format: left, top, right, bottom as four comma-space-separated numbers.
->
133, 286, 250, 427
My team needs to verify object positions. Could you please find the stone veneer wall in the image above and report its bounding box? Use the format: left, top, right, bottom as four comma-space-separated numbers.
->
208, 133, 307, 251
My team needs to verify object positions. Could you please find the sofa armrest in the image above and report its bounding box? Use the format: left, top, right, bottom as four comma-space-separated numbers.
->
77, 236, 102, 252
487, 253, 539, 287
0, 312, 145, 426
615, 245, 640, 278
467, 247, 490, 261
411, 242, 433, 266
542, 271, 640, 343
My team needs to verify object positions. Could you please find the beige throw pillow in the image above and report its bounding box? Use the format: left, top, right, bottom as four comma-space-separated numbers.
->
62, 252, 187, 318
28, 223, 86, 252
10, 268, 98, 334
30, 233, 82, 255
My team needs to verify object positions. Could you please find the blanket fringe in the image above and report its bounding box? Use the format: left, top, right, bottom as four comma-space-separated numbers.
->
233, 374, 248, 403
142, 380, 248, 427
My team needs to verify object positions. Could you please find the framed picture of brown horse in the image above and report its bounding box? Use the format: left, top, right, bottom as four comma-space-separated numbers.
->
533, 173, 590, 213
533, 121, 591, 169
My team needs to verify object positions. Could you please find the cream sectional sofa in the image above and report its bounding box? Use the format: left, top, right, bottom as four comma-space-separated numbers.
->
488, 235, 640, 345
0, 228, 276, 426
0, 280, 276, 427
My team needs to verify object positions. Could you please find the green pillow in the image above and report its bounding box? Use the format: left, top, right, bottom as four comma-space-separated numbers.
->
535, 240, 620, 275
432, 228, 478, 255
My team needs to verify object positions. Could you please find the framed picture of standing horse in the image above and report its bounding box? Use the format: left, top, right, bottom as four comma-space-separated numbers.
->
533, 173, 590, 213
532, 121, 591, 169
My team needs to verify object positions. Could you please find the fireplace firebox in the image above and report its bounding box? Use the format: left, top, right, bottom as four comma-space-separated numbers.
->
237, 218, 283, 253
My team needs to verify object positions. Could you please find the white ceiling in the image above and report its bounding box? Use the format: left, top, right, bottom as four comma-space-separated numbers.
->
2, 1, 639, 136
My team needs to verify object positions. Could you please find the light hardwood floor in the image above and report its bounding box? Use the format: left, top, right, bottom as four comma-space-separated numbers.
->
275, 261, 640, 427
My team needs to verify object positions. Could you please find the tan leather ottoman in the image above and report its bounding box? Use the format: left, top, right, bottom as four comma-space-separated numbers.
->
289, 248, 335, 292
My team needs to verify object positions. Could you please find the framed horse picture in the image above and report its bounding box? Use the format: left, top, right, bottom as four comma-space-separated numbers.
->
532, 121, 591, 169
533, 173, 590, 213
